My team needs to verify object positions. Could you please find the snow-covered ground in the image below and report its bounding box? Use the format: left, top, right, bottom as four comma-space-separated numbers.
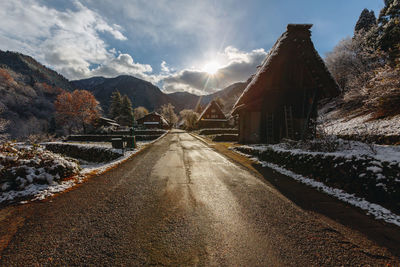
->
261, 161, 400, 227
248, 139, 400, 163
320, 108, 400, 136
232, 140, 400, 227
0, 132, 168, 204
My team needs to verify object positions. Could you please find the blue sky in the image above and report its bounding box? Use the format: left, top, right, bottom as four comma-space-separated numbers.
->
0, 0, 384, 95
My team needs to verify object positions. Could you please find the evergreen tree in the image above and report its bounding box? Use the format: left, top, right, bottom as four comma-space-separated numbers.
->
369, 0, 400, 63
108, 90, 122, 120
118, 95, 134, 126
354, 9, 376, 34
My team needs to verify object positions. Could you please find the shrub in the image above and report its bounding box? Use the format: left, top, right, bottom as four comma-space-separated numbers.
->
0, 142, 80, 191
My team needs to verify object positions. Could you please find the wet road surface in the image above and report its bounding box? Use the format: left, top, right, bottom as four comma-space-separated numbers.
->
0, 130, 399, 266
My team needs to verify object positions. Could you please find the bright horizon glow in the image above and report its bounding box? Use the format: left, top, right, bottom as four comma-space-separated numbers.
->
202, 61, 221, 75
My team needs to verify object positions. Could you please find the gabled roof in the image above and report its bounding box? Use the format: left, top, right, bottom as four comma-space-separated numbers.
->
232, 24, 340, 114
197, 100, 227, 122
137, 112, 170, 126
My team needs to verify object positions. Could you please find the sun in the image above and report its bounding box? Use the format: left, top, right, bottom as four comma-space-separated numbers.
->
202, 61, 221, 75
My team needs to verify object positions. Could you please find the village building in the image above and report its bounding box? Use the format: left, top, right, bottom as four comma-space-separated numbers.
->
197, 100, 228, 128
136, 112, 170, 129
231, 24, 340, 144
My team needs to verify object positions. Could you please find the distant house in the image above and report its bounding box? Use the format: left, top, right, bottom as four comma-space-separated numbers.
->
231, 24, 340, 144
137, 112, 170, 129
96, 117, 120, 129
197, 100, 228, 128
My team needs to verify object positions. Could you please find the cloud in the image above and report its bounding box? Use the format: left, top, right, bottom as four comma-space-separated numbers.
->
0, 0, 151, 80
160, 46, 267, 95
0, 1, 266, 94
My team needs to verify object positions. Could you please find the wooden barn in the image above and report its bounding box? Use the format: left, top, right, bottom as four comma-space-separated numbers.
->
137, 112, 170, 129
197, 100, 228, 128
231, 24, 340, 144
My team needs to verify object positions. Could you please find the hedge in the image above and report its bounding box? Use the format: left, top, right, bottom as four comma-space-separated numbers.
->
45, 143, 123, 162
235, 146, 400, 214
67, 134, 163, 142
212, 134, 238, 142
199, 128, 238, 136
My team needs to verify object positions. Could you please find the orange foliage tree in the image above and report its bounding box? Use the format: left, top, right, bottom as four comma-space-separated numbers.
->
55, 90, 101, 134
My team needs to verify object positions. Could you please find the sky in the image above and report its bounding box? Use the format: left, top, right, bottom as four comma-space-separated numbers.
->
0, 0, 384, 95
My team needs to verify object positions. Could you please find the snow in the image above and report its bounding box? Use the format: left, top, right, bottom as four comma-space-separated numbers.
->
231, 142, 400, 227
241, 138, 400, 164
260, 161, 400, 227
321, 113, 400, 136
0, 132, 168, 204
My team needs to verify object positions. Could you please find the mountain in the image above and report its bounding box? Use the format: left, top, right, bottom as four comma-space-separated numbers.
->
72, 75, 174, 113
0, 50, 73, 91
0, 50, 74, 138
0, 49, 248, 138
72, 76, 248, 115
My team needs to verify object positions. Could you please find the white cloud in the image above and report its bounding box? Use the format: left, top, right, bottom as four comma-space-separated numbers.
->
0, 0, 151, 80
160, 46, 267, 95
0, 1, 265, 94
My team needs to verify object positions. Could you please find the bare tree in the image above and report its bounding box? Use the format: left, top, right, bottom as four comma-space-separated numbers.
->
179, 109, 199, 130
133, 106, 149, 120
160, 103, 178, 126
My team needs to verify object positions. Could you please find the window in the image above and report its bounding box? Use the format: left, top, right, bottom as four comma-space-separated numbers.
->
211, 109, 216, 113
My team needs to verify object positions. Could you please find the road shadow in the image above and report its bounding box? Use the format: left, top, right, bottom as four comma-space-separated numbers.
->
253, 163, 400, 258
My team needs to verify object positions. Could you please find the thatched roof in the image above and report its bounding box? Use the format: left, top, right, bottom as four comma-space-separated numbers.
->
232, 24, 340, 114
197, 100, 226, 122
137, 112, 169, 126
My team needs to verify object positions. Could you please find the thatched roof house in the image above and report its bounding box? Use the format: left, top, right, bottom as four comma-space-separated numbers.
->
197, 100, 228, 128
232, 24, 340, 144
137, 112, 170, 129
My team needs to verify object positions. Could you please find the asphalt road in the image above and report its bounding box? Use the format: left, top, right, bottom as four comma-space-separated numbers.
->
0, 130, 399, 266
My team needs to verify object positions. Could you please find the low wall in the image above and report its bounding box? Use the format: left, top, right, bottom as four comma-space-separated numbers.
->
45, 143, 123, 162
235, 146, 400, 214
212, 134, 238, 142
67, 134, 162, 142
199, 128, 238, 136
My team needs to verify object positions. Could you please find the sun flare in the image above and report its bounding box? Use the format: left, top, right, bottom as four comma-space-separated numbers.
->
202, 61, 221, 75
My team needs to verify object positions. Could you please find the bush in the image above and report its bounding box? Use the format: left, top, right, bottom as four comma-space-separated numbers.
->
0, 142, 80, 191
45, 143, 123, 162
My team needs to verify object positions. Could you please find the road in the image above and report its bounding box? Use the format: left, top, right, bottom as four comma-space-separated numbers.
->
0, 130, 399, 266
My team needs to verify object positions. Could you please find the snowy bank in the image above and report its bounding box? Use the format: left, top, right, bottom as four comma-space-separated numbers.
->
233, 139, 400, 223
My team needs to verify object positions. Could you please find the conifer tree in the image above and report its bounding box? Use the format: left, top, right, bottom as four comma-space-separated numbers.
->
368, 0, 400, 63
354, 9, 376, 34
108, 90, 122, 120
118, 95, 134, 126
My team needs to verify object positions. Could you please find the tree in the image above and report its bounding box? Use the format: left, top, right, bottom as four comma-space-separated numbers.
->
133, 106, 149, 120
179, 109, 199, 130
55, 90, 101, 134
354, 9, 376, 34
160, 103, 178, 126
108, 90, 123, 120
325, 35, 384, 91
0, 107, 9, 142
194, 102, 204, 114
118, 95, 134, 126
368, 0, 400, 63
